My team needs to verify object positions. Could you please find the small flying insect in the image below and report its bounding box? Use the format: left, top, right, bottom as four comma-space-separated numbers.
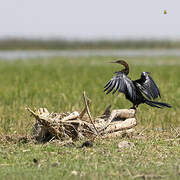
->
164, 10, 167, 15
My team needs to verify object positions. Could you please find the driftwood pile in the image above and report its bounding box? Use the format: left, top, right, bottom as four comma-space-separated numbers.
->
26, 92, 137, 142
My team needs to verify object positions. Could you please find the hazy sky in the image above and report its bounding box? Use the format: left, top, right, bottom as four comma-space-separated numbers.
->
0, 0, 180, 39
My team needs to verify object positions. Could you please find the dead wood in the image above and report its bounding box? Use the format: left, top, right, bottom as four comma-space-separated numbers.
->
103, 118, 137, 133
82, 91, 99, 135
26, 92, 137, 142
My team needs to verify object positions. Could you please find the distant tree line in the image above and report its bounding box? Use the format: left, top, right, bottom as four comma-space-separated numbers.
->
0, 38, 180, 50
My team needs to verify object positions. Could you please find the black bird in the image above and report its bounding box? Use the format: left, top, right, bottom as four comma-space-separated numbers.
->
104, 60, 171, 109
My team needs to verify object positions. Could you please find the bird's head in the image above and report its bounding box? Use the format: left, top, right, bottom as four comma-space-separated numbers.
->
110, 60, 129, 67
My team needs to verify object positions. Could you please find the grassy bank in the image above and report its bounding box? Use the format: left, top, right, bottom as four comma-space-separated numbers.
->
0, 56, 179, 179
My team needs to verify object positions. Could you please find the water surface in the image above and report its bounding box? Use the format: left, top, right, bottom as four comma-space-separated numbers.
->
0, 49, 180, 60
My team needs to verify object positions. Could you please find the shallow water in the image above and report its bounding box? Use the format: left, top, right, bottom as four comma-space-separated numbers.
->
0, 49, 180, 60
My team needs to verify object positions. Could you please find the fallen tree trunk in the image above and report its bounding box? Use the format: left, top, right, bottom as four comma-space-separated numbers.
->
101, 118, 137, 133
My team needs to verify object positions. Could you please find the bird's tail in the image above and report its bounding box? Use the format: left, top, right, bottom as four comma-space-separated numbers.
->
145, 100, 171, 108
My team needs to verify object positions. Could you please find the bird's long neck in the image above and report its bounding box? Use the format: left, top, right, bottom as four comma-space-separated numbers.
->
121, 62, 129, 75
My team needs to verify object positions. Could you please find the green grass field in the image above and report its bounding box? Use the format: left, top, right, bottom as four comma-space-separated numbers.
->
0, 56, 180, 179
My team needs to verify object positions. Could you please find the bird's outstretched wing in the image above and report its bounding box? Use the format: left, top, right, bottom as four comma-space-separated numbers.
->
104, 72, 138, 102
134, 72, 161, 100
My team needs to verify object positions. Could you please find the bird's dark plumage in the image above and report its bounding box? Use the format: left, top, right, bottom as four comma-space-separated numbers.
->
104, 60, 171, 109
134, 72, 161, 100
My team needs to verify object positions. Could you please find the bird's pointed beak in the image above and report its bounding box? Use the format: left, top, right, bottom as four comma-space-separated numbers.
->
108, 61, 116, 64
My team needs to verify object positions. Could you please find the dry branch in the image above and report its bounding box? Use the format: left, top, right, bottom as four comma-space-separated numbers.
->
82, 91, 99, 135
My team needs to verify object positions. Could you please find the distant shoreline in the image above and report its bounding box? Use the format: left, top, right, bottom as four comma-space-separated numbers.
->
0, 38, 180, 50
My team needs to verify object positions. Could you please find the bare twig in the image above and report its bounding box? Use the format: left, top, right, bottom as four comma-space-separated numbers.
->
79, 96, 91, 119
82, 91, 99, 135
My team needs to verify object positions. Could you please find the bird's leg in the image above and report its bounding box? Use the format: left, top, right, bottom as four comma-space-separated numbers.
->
130, 104, 136, 110
134, 105, 138, 114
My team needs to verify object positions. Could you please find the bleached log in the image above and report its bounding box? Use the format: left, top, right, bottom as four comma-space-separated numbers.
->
99, 109, 136, 132
104, 118, 137, 134
112, 109, 136, 119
